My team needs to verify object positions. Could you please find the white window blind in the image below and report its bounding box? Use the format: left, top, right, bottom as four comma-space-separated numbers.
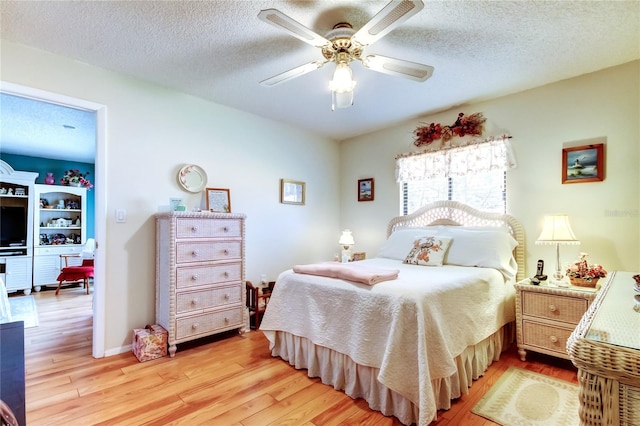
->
396, 136, 515, 215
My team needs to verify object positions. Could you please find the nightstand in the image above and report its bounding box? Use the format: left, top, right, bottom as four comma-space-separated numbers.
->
514, 278, 598, 361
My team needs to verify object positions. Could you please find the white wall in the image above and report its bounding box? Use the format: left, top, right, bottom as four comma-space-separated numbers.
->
1, 40, 341, 353
340, 60, 640, 277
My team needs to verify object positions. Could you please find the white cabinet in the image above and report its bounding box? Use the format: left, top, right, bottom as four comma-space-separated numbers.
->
155, 211, 246, 357
33, 184, 86, 290
0, 160, 37, 294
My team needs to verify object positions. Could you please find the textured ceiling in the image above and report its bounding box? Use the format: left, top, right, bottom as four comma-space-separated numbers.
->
1, 0, 639, 162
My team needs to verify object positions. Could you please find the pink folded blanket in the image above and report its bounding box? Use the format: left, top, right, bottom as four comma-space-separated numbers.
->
293, 262, 400, 285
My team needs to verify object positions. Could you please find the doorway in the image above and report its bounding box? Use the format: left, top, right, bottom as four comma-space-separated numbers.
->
0, 81, 107, 357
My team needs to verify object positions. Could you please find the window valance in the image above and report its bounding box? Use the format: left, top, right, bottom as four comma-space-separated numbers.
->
395, 135, 516, 183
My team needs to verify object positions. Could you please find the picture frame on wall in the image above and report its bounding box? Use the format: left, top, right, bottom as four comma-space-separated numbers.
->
205, 188, 231, 212
280, 179, 305, 205
358, 178, 374, 202
562, 143, 604, 184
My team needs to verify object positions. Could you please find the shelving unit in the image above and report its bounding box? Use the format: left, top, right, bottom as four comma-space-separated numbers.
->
32, 184, 87, 291
0, 160, 37, 295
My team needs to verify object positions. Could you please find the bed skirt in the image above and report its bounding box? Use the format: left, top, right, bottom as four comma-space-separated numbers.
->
264, 322, 515, 425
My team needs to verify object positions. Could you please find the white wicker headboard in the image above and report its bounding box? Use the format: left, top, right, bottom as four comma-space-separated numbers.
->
387, 201, 526, 281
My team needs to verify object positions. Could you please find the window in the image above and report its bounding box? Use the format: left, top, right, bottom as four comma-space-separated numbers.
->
396, 136, 515, 215
402, 170, 506, 215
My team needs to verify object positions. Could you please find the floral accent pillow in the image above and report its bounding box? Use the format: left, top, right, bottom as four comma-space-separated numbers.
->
403, 236, 453, 266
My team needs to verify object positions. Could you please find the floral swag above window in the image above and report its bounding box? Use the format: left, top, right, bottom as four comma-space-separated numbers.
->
396, 135, 516, 183
413, 112, 486, 147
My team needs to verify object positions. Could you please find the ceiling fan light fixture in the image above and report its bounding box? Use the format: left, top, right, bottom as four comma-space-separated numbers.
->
329, 62, 356, 94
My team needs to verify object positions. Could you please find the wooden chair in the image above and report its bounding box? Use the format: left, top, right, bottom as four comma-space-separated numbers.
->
55, 239, 95, 295
245, 281, 275, 330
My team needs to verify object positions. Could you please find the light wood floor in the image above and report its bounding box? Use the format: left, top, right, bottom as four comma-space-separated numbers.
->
19, 288, 579, 426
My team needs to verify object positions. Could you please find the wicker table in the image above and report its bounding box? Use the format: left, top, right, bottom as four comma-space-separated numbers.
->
567, 271, 640, 425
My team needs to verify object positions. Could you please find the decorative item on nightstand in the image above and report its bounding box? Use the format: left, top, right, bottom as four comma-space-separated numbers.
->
566, 253, 606, 288
535, 215, 580, 286
339, 229, 355, 263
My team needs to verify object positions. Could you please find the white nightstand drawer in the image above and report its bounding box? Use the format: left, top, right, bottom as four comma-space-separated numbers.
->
522, 291, 588, 324
522, 320, 573, 354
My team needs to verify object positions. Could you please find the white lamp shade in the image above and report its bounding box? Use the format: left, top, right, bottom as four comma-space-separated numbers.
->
329, 63, 356, 93
339, 229, 355, 246
535, 215, 580, 245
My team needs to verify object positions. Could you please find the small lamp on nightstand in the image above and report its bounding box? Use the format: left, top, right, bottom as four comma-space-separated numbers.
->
339, 229, 355, 263
535, 215, 580, 285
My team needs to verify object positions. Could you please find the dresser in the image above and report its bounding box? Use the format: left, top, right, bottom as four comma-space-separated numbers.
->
514, 278, 598, 361
155, 212, 246, 357
567, 271, 640, 426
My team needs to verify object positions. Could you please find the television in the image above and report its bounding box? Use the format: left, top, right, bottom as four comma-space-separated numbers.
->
0, 206, 27, 247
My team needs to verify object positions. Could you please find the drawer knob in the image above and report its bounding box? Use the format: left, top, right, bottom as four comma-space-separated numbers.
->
223, 226, 229, 233
224, 293, 229, 300
223, 271, 229, 278
191, 274, 199, 281
549, 335, 558, 343
191, 299, 198, 305
223, 249, 229, 256
191, 226, 198, 232
224, 317, 229, 323
192, 323, 199, 330
548, 304, 557, 312
191, 250, 199, 257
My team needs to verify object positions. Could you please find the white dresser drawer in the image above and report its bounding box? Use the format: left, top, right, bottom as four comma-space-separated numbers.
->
522, 320, 574, 355
175, 218, 241, 239
176, 263, 242, 289
175, 307, 243, 340
176, 284, 242, 314
175, 241, 241, 264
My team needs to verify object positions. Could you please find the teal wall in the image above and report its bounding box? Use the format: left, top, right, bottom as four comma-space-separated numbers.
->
0, 153, 95, 238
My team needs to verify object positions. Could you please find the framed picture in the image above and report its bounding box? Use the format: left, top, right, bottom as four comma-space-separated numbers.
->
280, 179, 305, 205
562, 143, 604, 184
358, 178, 374, 202
205, 188, 231, 212
351, 252, 366, 261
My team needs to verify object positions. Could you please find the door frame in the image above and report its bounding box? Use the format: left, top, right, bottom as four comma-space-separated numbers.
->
1, 81, 107, 358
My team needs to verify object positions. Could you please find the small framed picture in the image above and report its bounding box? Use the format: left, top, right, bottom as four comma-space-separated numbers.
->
358, 178, 374, 202
562, 143, 604, 184
280, 179, 305, 205
206, 188, 231, 212
351, 252, 366, 261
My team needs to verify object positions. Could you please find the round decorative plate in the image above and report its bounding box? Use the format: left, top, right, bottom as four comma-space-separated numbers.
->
178, 164, 207, 193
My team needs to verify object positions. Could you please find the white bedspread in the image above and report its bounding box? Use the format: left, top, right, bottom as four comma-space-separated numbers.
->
260, 258, 515, 425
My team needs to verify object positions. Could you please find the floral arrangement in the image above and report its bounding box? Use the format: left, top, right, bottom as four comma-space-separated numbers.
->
413, 112, 486, 147
60, 169, 93, 190
566, 253, 607, 283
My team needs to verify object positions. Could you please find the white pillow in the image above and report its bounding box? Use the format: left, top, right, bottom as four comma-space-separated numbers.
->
377, 227, 440, 260
440, 228, 518, 280
403, 236, 453, 266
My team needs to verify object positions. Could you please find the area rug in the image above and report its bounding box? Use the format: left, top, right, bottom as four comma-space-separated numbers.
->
8, 295, 39, 328
472, 366, 579, 426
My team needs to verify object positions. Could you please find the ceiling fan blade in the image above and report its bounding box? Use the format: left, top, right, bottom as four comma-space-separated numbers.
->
362, 54, 434, 82
260, 60, 328, 87
258, 9, 332, 48
352, 0, 424, 46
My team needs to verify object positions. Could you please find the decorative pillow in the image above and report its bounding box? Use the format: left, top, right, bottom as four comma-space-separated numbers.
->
440, 228, 518, 280
403, 236, 453, 266
377, 227, 441, 260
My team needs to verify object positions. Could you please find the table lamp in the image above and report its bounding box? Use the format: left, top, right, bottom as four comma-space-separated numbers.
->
535, 215, 580, 285
339, 229, 355, 263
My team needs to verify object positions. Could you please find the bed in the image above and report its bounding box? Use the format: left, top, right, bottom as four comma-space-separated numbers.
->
260, 201, 525, 425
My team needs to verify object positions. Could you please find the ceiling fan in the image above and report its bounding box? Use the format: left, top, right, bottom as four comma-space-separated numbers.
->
258, 0, 434, 109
